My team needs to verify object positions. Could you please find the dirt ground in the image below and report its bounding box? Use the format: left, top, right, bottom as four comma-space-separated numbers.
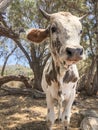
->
0, 89, 98, 130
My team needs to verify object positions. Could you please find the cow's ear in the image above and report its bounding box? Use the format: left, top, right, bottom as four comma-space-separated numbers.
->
26, 28, 49, 43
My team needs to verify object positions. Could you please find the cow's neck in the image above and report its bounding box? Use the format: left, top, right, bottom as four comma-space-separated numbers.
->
51, 55, 68, 77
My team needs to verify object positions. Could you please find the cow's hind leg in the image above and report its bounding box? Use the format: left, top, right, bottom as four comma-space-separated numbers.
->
46, 93, 55, 130
62, 88, 76, 130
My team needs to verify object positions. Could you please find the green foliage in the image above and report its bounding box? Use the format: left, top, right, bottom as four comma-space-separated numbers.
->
7, 0, 37, 29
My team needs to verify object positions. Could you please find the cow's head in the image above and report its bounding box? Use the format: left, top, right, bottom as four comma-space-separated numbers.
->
27, 9, 85, 67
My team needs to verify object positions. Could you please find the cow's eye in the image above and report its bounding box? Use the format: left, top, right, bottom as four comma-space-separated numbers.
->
51, 26, 57, 33
80, 30, 82, 34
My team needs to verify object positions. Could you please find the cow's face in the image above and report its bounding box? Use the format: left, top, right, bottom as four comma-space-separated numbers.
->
27, 9, 85, 67
49, 12, 84, 66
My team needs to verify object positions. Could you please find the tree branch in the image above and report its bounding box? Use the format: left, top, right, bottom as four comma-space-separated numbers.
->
1, 45, 17, 76
0, 0, 13, 12
0, 75, 32, 88
13, 39, 32, 65
0, 25, 19, 39
1, 86, 45, 98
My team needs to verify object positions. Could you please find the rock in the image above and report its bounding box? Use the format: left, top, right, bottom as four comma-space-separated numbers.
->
79, 109, 98, 118
80, 117, 98, 130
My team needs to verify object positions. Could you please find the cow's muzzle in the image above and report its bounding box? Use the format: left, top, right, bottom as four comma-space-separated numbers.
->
66, 46, 84, 61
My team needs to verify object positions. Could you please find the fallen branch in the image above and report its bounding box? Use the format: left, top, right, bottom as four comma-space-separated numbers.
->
0, 75, 32, 88
0, 0, 13, 12
1, 85, 46, 98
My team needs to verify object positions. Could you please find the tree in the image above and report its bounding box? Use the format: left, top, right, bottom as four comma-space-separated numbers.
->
5, 0, 88, 91
84, 0, 98, 95
0, 0, 50, 91
0, 0, 97, 94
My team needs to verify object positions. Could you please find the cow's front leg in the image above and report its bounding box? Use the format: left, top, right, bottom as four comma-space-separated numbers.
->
46, 92, 55, 130
58, 100, 62, 121
62, 88, 76, 130
56, 98, 62, 122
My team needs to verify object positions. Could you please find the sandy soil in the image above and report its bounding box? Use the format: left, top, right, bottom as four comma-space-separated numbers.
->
0, 89, 98, 130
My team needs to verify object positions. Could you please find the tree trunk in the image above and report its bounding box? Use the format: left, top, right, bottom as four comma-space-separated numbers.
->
33, 68, 43, 91
30, 44, 44, 91
32, 57, 43, 91
85, 57, 96, 95
94, 0, 98, 95
85, 56, 98, 96
92, 56, 98, 95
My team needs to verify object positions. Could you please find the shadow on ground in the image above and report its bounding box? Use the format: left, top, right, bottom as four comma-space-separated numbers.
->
0, 89, 98, 130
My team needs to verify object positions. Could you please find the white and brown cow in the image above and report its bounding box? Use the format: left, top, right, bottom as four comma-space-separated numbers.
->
27, 9, 85, 130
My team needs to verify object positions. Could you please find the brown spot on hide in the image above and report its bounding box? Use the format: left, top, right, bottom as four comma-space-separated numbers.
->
45, 59, 59, 86
65, 126, 68, 130
27, 28, 49, 43
56, 66, 60, 75
63, 69, 78, 83
52, 38, 62, 53
45, 73, 52, 86
65, 116, 67, 120
48, 109, 50, 113
58, 90, 62, 97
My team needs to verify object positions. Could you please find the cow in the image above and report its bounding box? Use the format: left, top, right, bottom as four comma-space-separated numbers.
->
26, 8, 86, 130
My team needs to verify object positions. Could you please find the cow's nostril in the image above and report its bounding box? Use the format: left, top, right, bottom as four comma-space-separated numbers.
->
66, 48, 72, 56
80, 48, 83, 55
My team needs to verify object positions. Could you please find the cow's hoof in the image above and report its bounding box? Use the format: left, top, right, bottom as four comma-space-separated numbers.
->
55, 118, 62, 123
65, 126, 68, 130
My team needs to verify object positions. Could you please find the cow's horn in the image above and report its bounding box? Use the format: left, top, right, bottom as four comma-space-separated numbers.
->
79, 13, 90, 22
39, 8, 51, 20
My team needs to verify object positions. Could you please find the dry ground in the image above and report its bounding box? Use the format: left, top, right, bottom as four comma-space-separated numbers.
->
0, 89, 98, 130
